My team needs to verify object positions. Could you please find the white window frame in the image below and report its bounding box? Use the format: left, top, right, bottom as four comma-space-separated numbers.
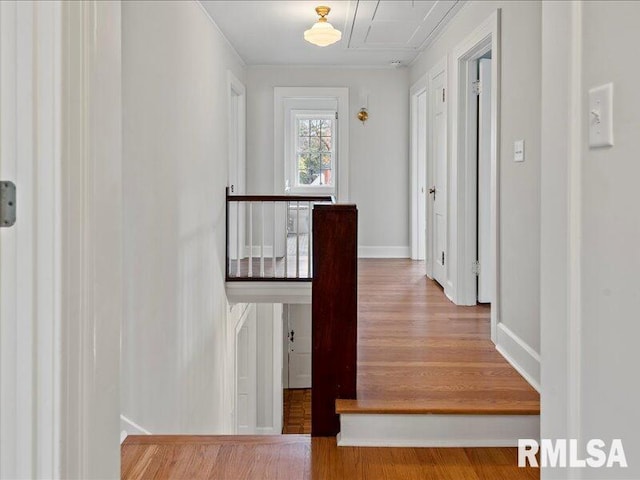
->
274, 87, 349, 201
287, 109, 337, 195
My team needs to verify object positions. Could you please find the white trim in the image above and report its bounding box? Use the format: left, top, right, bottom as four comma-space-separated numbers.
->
226, 282, 312, 305
566, 1, 583, 450
271, 303, 284, 435
195, 1, 246, 67
426, 57, 447, 280
409, 74, 427, 261
338, 413, 539, 447
448, 11, 501, 350
495, 323, 541, 392
120, 415, 152, 442
60, 2, 123, 477
1, 3, 63, 476
540, 1, 583, 464
234, 303, 257, 434
274, 87, 350, 202
358, 246, 410, 258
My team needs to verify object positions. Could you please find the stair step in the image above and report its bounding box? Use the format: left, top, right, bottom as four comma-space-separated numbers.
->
336, 398, 540, 416
338, 412, 540, 448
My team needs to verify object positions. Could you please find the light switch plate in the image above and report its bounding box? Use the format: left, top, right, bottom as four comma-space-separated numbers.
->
589, 83, 614, 148
514, 140, 525, 162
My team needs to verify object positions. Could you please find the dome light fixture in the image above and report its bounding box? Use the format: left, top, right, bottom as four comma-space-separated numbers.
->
304, 6, 342, 47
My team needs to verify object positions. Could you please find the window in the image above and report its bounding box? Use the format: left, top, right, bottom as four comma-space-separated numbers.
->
286, 109, 337, 194
295, 114, 334, 188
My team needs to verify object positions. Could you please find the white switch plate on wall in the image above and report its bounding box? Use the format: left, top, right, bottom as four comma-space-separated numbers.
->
589, 83, 614, 148
514, 140, 525, 162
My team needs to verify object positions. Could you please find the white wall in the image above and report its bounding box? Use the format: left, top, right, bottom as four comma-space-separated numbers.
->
579, 2, 640, 477
542, 2, 640, 477
246, 66, 410, 257
410, 1, 542, 384
121, 0, 245, 434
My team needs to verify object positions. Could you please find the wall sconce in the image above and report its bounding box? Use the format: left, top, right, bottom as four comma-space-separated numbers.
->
357, 108, 369, 124
357, 93, 369, 125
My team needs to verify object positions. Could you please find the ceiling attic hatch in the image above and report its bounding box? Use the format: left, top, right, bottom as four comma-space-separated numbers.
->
201, 1, 465, 66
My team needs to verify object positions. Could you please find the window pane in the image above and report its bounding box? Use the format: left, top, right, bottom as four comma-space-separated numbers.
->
320, 136, 332, 152
321, 120, 332, 137
322, 153, 332, 169
298, 136, 309, 151
298, 153, 321, 185
298, 120, 309, 137
309, 120, 321, 136
309, 137, 321, 151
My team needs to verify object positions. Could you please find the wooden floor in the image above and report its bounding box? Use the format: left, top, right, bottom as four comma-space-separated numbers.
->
283, 388, 312, 434
337, 259, 540, 415
121, 435, 539, 480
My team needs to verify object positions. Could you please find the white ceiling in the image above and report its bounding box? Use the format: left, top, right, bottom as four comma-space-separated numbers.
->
201, 1, 465, 67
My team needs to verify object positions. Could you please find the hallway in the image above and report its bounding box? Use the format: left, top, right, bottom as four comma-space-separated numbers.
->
338, 259, 539, 415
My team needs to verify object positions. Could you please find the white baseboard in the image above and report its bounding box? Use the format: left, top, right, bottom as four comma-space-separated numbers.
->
255, 427, 279, 435
120, 414, 151, 444
358, 246, 410, 258
338, 413, 539, 447
495, 322, 541, 392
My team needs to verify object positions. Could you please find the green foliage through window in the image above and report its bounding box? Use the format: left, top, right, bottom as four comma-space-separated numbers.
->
296, 117, 333, 186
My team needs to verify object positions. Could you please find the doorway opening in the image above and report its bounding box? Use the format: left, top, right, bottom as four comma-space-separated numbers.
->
451, 11, 500, 341
281, 304, 312, 434
475, 53, 493, 305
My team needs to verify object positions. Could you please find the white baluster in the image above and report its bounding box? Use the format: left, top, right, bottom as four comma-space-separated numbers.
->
248, 202, 253, 277
307, 201, 312, 278
272, 202, 276, 277
260, 202, 265, 277
236, 201, 241, 277
296, 201, 300, 278
284, 202, 288, 278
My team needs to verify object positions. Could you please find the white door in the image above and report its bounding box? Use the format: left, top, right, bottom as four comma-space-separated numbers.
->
430, 71, 448, 287
236, 304, 257, 433
287, 304, 312, 389
228, 75, 245, 260
477, 58, 493, 303
416, 90, 428, 261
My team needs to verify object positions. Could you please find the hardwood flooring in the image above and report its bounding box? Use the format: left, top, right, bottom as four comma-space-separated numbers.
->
336, 259, 540, 415
121, 435, 539, 480
282, 388, 311, 434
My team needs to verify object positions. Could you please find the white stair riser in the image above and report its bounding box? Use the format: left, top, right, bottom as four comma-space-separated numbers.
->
338, 413, 540, 447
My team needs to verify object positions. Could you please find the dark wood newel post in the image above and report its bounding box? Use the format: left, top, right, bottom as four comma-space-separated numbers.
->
311, 204, 358, 437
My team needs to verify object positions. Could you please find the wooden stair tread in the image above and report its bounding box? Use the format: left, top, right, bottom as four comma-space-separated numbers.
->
123, 434, 310, 446
336, 398, 540, 415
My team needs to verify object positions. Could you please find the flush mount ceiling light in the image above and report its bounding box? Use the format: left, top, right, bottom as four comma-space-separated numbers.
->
304, 6, 342, 47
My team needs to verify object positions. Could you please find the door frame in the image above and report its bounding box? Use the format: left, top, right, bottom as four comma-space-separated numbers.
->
1, 2, 63, 476
409, 75, 427, 261
0, 1, 122, 478
450, 11, 501, 341
227, 71, 246, 259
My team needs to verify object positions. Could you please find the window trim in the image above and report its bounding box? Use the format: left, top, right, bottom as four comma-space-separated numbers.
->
274, 87, 349, 202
